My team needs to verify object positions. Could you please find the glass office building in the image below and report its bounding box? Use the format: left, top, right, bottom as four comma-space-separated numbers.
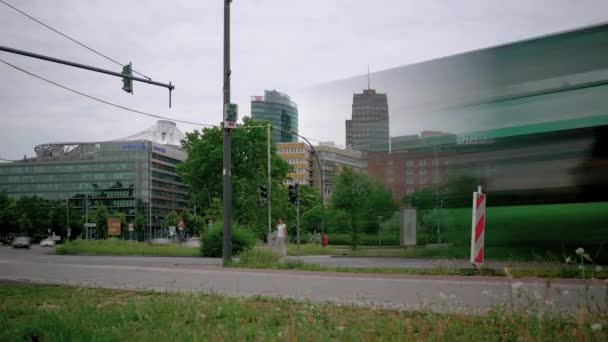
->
0, 121, 188, 232
251, 90, 298, 144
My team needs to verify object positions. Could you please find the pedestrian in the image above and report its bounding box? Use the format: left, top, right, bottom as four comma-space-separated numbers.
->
276, 217, 287, 257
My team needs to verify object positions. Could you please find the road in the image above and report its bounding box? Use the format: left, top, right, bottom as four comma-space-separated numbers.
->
0, 246, 605, 314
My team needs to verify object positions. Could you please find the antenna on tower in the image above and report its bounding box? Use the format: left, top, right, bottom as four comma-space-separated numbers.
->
367, 64, 370, 89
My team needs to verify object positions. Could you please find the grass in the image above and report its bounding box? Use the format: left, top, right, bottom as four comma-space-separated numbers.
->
1, 285, 606, 341
236, 248, 608, 279
55, 239, 201, 257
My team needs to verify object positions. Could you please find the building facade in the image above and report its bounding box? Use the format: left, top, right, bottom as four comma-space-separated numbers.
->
345, 88, 389, 152
311, 143, 367, 199
0, 121, 189, 233
251, 90, 298, 144
277, 142, 311, 185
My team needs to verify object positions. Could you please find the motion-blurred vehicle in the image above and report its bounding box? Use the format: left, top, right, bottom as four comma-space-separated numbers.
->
40, 238, 55, 247
12, 237, 31, 249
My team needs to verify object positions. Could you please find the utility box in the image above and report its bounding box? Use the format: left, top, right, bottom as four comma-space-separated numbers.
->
400, 208, 417, 246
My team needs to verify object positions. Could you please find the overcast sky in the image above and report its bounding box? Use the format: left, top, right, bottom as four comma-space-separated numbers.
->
1, 0, 607, 159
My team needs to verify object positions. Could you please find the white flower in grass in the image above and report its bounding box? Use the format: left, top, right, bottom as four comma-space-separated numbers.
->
565, 257, 572, 263
439, 292, 448, 300
336, 326, 345, 333
591, 323, 602, 332
576, 248, 585, 255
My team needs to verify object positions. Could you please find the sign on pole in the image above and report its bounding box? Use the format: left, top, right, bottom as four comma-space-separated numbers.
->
470, 186, 486, 268
178, 219, 185, 231
169, 226, 176, 236
128, 223, 134, 232
84, 223, 96, 228
107, 218, 121, 236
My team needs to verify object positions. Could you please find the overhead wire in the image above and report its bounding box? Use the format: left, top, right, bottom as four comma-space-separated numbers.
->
0, 0, 152, 80
0, 58, 218, 128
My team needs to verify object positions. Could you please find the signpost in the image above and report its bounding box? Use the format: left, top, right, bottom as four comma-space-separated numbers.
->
84, 222, 96, 240
169, 226, 176, 236
470, 186, 487, 269
128, 223, 134, 241
107, 218, 121, 236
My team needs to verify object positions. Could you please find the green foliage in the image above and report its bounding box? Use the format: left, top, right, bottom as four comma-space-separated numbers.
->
55, 240, 200, 257
237, 248, 280, 268
178, 117, 292, 239
89, 205, 109, 239
134, 214, 146, 233
161, 210, 180, 229
331, 167, 397, 249
300, 205, 323, 234
200, 222, 256, 257
4, 286, 605, 341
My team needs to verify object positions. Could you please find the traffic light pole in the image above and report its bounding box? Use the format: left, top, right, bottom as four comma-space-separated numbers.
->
0, 46, 174, 90
267, 124, 272, 243
296, 197, 301, 257
222, 0, 233, 265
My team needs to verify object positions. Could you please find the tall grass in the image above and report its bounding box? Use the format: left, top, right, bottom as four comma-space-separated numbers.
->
0, 285, 605, 341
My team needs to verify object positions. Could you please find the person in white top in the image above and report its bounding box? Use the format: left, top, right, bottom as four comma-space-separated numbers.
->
276, 217, 287, 257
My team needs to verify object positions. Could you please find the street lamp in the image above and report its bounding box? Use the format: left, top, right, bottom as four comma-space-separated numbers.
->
289, 130, 325, 238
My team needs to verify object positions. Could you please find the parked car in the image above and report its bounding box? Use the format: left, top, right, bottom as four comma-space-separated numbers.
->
40, 238, 55, 247
12, 237, 31, 249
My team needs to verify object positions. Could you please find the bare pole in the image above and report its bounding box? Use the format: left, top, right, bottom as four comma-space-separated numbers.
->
267, 123, 272, 243
222, 0, 233, 264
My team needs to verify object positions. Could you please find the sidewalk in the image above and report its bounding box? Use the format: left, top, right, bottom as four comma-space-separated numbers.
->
283, 255, 565, 270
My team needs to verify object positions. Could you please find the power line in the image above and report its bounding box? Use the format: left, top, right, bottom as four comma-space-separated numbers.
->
0, 58, 218, 128
0, 0, 151, 80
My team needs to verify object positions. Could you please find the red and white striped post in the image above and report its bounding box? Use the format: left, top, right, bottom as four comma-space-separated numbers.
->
470, 185, 486, 268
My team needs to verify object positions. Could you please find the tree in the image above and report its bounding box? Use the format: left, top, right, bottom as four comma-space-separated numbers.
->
301, 205, 323, 234
178, 117, 292, 238
161, 210, 180, 229
0, 192, 17, 241
332, 167, 374, 248
89, 205, 109, 239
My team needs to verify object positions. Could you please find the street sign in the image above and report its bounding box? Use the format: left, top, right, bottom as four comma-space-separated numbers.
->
84, 223, 97, 228
470, 186, 486, 268
169, 226, 176, 235
107, 218, 121, 236
178, 219, 185, 231
128, 223, 134, 232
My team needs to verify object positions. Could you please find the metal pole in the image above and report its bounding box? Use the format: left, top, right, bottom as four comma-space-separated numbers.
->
267, 124, 272, 244
0, 45, 174, 90
222, 0, 233, 264
295, 134, 325, 238
85, 194, 89, 240
149, 144, 152, 242
66, 199, 70, 239
296, 194, 301, 257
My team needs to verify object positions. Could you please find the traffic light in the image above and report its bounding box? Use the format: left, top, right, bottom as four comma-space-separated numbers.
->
121, 63, 133, 94
288, 183, 299, 205
260, 185, 268, 201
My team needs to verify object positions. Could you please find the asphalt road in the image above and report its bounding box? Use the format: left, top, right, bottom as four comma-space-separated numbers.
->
0, 246, 605, 314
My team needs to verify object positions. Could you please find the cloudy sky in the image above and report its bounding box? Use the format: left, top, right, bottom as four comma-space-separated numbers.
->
1, 0, 607, 159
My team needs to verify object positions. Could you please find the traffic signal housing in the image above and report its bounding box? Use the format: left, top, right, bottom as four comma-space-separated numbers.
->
121, 63, 133, 94
288, 183, 298, 205
260, 185, 268, 201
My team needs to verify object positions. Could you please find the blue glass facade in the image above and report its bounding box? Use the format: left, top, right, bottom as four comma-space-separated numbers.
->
251, 90, 298, 144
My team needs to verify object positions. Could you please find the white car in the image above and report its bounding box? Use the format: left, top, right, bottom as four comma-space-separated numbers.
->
40, 238, 55, 247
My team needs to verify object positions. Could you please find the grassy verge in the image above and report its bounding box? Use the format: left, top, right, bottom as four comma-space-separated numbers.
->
55, 240, 201, 257
238, 248, 608, 279
1, 285, 606, 341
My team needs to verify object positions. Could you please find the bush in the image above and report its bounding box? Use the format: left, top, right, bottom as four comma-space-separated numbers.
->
238, 248, 280, 268
327, 233, 400, 246
200, 222, 256, 257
